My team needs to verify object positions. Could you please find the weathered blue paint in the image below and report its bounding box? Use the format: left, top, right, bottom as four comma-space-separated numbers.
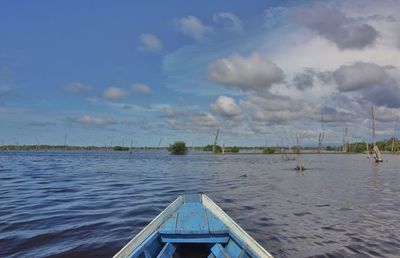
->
211, 243, 230, 258
184, 194, 202, 203
161, 234, 229, 243
114, 194, 274, 258
207, 210, 228, 234
225, 239, 244, 257
130, 232, 159, 258
143, 250, 151, 258
155, 243, 176, 258
158, 213, 177, 234
176, 203, 208, 234
210, 240, 250, 258
145, 234, 164, 258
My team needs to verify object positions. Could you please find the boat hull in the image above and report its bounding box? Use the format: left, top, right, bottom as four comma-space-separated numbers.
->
114, 194, 273, 258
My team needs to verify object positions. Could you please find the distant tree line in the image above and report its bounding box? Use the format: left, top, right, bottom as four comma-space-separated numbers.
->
2, 138, 399, 154
0, 145, 166, 151
340, 138, 400, 153
202, 144, 240, 153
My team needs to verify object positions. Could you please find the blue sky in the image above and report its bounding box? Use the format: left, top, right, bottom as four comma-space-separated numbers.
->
1, 0, 400, 147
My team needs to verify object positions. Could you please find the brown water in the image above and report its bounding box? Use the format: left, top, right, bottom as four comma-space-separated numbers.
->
0, 151, 399, 257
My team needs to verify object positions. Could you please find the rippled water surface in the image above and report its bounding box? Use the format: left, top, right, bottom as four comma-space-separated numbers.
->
1, 151, 399, 257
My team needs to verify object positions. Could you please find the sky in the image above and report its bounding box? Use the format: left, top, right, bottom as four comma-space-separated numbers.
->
1, 0, 400, 147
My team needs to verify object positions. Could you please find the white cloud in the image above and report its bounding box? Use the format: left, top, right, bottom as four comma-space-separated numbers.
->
333, 62, 388, 92
190, 112, 219, 128
137, 33, 162, 53
293, 69, 315, 90
102, 86, 130, 100
213, 12, 243, 32
177, 16, 213, 40
374, 105, 400, 122
292, 6, 378, 50
131, 83, 151, 94
240, 94, 315, 125
163, 105, 219, 132
163, 106, 188, 117
208, 52, 284, 91
331, 62, 400, 108
166, 119, 184, 130
60, 83, 93, 94
74, 115, 115, 126
264, 6, 288, 28
210, 96, 242, 119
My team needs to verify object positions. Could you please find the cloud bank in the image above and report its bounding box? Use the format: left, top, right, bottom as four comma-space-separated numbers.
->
208, 52, 284, 91
292, 7, 378, 50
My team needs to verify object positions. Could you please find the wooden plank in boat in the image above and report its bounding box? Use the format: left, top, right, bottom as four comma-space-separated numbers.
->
184, 194, 201, 203
176, 203, 208, 234
211, 243, 231, 258
225, 239, 245, 257
156, 243, 176, 258
161, 234, 229, 243
158, 212, 177, 234
207, 209, 228, 234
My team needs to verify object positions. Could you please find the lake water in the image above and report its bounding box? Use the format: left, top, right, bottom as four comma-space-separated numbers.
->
1, 151, 399, 258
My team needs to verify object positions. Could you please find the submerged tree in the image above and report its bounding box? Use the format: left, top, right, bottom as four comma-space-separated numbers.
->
168, 141, 188, 155
203, 144, 222, 153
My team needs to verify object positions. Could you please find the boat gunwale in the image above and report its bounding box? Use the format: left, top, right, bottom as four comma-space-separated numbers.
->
202, 194, 274, 258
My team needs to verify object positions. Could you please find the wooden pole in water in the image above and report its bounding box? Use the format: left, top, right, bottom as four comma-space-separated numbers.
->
318, 112, 325, 153
392, 119, 398, 153
372, 106, 376, 148
212, 128, 219, 152
64, 133, 67, 151
371, 105, 383, 162
342, 128, 348, 153
35, 137, 40, 151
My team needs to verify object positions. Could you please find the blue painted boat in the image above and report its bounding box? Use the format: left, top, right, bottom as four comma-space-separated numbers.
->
114, 194, 274, 258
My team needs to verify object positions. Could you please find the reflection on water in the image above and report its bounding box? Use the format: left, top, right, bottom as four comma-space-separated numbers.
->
1, 151, 399, 257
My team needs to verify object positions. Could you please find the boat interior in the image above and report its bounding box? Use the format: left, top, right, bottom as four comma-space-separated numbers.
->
129, 194, 253, 258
